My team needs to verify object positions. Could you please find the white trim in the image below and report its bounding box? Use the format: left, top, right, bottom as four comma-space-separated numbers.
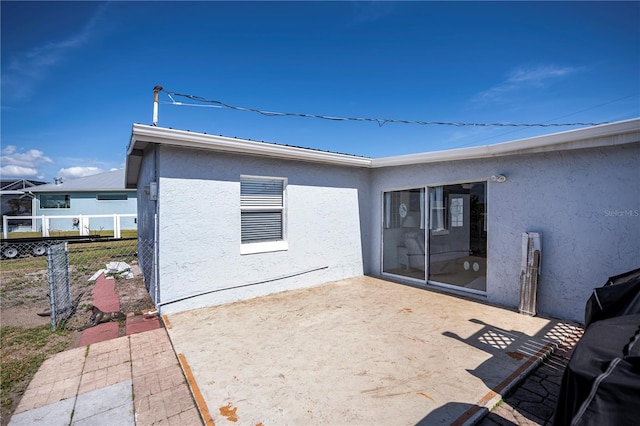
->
126, 119, 639, 187
129, 124, 372, 167
371, 118, 640, 168
241, 240, 289, 255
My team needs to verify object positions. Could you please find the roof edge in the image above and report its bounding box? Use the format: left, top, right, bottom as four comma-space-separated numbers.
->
128, 124, 373, 167
371, 118, 640, 167
125, 118, 640, 187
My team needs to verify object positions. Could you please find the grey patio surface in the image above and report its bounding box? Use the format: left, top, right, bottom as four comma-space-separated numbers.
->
164, 276, 579, 426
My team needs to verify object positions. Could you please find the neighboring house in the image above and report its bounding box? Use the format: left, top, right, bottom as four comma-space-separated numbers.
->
125, 119, 640, 322
1, 179, 47, 232
23, 169, 137, 235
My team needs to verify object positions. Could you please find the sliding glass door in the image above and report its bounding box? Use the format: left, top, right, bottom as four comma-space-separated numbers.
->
427, 182, 487, 292
382, 182, 487, 293
382, 188, 425, 281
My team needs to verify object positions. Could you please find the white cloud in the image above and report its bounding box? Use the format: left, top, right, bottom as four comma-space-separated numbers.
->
1, 4, 109, 101
0, 165, 40, 178
1, 145, 53, 173
506, 65, 576, 84
473, 65, 580, 104
57, 166, 103, 179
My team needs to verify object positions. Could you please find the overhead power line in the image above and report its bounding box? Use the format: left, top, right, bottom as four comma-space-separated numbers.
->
159, 88, 610, 128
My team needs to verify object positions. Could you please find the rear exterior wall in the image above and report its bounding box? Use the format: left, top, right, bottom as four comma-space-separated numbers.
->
369, 143, 640, 323
154, 145, 371, 314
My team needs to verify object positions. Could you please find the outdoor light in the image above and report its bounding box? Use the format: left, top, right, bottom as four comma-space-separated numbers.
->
491, 174, 507, 183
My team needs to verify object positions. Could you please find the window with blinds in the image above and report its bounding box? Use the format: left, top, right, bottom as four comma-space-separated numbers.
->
240, 176, 286, 244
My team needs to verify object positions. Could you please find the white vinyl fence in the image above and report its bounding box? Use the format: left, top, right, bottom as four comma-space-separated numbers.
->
2, 214, 137, 239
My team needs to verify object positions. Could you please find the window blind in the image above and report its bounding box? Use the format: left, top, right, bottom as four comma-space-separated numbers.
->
240, 177, 285, 243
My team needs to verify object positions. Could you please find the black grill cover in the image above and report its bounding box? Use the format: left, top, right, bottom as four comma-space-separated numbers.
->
553, 314, 640, 426
584, 268, 640, 328
556, 267, 640, 426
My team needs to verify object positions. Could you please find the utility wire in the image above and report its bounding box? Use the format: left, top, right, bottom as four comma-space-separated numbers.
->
448, 92, 639, 148
161, 88, 610, 128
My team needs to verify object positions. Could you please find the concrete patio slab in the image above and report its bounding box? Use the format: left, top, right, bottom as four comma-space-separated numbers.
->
165, 276, 578, 426
73, 380, 134, 424
8, 396, 76, 426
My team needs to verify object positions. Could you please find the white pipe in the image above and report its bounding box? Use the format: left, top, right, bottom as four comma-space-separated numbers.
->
152, 86, 162, 126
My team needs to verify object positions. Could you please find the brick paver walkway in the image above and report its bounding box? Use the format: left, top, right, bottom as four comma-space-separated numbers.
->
10, 328, 201, 425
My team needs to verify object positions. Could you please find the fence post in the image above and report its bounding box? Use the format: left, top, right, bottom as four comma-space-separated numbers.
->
2, 216, 7, 239
47, 251, 55, 331
80, 216, 89, 236
42, 216, 49, 237
114, 214, 121, 238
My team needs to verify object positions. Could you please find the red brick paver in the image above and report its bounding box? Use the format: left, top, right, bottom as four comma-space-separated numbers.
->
91, 274, 120, 312
79, 322, 119, 346
126, 314, 161, 335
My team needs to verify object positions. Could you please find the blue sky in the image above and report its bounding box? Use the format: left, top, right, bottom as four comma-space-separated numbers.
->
2, 1, 639, 182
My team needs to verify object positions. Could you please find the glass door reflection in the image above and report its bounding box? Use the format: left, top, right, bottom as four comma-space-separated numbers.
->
428, 182, 487, 292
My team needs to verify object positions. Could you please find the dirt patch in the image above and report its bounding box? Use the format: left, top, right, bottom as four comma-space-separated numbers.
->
0, 307, 51, 328
0, 275, 154, 332
116, 271, 155, 315
0, 265, 49, 311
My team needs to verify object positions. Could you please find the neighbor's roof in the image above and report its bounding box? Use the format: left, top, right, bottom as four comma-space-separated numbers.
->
1, 179, 47, 193
125, 118, 640, 188
29, 169, 132, 193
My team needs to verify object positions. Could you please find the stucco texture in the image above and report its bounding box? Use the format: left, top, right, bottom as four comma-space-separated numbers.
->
370, 143, 640, 322
154, 146, 371, 314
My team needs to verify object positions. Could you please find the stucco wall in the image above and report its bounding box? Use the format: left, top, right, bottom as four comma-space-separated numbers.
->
155, 145, 371, 314
369, 142, 640, 323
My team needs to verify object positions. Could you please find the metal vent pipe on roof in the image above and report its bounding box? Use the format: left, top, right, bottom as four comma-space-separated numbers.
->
152, 86, 163, 126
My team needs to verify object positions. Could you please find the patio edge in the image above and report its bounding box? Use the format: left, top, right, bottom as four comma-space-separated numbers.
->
452, 341, 556, 426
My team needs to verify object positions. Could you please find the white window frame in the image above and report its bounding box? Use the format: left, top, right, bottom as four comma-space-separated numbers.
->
240, 175, 288, 255
40, 194, 71, 209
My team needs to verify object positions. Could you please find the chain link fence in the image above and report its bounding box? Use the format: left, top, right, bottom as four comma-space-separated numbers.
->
1, 238, 156, 331
47, 243, 73, 330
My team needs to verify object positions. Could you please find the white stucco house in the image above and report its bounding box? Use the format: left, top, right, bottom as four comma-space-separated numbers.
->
125, 118, 640, 322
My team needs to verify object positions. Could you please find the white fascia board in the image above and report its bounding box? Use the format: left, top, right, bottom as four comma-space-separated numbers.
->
30, 188, 136, 193
372, 118, 640, 168
129, 124, 372, 168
